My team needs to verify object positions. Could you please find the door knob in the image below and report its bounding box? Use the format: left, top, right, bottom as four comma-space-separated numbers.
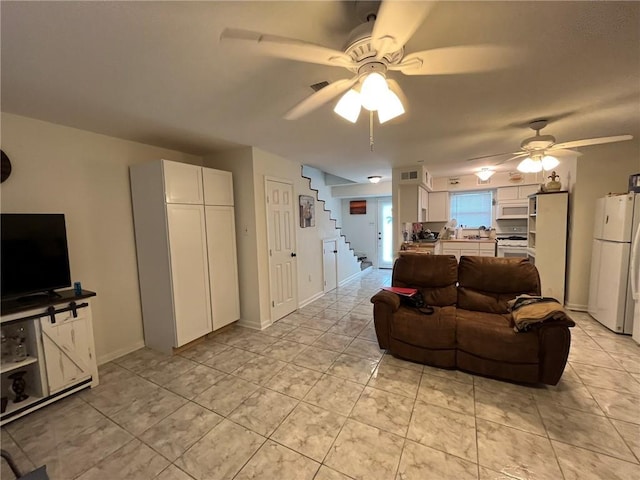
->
291, 252, 297, 257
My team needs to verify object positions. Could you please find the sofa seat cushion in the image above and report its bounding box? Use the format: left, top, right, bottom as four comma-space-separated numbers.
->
389, 305, 456, 349
456, 308, 539, 363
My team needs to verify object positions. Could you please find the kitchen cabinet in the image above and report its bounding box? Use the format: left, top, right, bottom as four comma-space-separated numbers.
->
399, 185, 428, 223
527, 192, 568, 302
440, 241, 496, 261
496, 185, 538, 203
427, 192, 450, 222
1, 292, 99, 426
130, 160, 240, 353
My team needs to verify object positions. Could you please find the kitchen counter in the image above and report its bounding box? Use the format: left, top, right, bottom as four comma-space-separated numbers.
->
440, 238, 496, 243
399, 241, 440, 255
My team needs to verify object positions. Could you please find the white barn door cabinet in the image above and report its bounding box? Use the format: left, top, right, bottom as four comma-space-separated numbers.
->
130, 160, 240, 353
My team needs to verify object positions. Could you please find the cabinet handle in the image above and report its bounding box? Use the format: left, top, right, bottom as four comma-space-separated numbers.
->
290, 252, 297, 257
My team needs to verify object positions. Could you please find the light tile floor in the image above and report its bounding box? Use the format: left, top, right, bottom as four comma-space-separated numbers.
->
2, 268, 640, 479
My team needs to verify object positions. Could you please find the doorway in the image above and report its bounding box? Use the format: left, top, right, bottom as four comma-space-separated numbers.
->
322, 239, 338, 292
265, 179, 298, 321
377, 198, 393, 269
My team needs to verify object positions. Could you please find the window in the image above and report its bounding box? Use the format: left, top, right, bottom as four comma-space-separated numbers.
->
449, 190, 493, 227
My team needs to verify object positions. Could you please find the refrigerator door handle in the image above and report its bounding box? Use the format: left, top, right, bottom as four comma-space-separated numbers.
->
632, 222, 640, 300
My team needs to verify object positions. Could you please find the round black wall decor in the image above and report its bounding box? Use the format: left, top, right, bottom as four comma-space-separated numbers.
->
1, 150, 12, 183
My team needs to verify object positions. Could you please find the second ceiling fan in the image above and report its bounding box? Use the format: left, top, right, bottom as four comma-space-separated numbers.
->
220, 0, 519, 123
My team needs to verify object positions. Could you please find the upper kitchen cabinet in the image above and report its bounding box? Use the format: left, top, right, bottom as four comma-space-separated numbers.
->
496, 185, 538, 203
399, 185, 428, 223
203, 169, 234, 206
163, 160, 204, 204
427, 192, 450, 222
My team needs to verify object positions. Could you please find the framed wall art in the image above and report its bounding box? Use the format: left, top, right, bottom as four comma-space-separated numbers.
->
349, 200, 367, 215
299, 195, 315, 228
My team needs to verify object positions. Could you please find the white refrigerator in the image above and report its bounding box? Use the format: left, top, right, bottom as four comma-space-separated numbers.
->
588, 193, 640, 334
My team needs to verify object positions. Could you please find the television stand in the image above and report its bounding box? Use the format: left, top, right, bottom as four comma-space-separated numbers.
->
1, 290, 99, 426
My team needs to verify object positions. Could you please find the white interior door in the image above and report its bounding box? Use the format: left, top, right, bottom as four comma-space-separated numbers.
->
377, 198, 393, 269
266, 180, 298, 321
323, 239, 338, 292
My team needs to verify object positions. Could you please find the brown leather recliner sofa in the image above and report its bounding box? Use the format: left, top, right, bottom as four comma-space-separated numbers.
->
371, 254, 575, 385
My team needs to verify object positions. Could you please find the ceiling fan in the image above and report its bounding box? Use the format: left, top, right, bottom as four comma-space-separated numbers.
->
220, 1, 519, 124
467, 119, 633, 173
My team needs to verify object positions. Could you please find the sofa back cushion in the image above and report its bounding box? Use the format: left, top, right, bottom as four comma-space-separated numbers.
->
457, 256, 541, 314
392, 254, 458, 307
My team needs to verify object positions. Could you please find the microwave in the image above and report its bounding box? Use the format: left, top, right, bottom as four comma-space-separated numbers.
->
496, 202, 529, 219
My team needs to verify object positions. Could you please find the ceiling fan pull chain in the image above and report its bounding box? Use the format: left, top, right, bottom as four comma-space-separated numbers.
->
370, 110, 375, 152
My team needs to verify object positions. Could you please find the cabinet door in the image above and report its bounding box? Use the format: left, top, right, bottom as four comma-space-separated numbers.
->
167, 204, 213, 346
163, 161, 204, 204
205, 206, 240, 330
496, 187, 518, 202
40, 312, 93, 395
428, 192, 450, 222
203, 169, 234, 206
518, 185, 538, 199
419, 186, 428, 222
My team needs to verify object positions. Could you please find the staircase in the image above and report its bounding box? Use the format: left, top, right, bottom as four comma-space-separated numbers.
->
300, 167, 366, 275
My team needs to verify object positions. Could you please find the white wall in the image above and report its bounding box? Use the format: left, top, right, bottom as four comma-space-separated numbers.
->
332, 181, 392, 198
565, 140, 640, 310
0, 113, 203, 363
302, 165, 343, 228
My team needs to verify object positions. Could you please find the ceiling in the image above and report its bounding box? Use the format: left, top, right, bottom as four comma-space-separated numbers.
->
2, 1, 639, 183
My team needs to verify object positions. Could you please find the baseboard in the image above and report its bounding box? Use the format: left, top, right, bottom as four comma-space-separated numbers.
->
299, 291, 325, 309
97, 340, 146, 365
564, 302, 588, 312
237, 317, 263, 330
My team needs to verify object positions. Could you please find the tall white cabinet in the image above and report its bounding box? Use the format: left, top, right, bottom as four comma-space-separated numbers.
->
130, 160, 240, 353
527, 191, 569, 303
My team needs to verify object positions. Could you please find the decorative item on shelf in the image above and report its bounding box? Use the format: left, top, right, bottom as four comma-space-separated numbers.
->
8, 370, 28, 403
545, 171, 562, 192
11, 326, 27, 363
0, 150, 12, 183
299, 195, 315, 228
508, 172, 524, 183
74, 281, 83, 296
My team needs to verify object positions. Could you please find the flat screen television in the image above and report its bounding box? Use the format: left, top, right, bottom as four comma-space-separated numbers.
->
1, 213, 72, 300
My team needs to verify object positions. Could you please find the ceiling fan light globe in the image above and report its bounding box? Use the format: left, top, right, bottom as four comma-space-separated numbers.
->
475, 168, 495, 181
360, 72, 389, 111
541, 155, 559, 170
377, 90, 405, 124
334, 89, 361, 123
517, 157, 542, 173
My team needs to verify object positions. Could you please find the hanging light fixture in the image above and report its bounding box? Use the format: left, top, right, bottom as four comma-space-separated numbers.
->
517, 152, 560, 173
334, 71, 405, 124
475, 168, 495, 181
368, 175, 382, 184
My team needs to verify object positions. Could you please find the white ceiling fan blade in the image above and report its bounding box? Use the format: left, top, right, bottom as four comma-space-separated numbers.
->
220, 28, 355, 68
372, 0, 436, 59
391, 45, 521, 75
284, 76, 359, 120
551, 134, 633, 150
465, 151, 525, 162
496, 153, 529, 166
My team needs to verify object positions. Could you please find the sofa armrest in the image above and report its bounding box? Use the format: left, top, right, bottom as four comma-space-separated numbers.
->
371, 290, 401, 312
537, 321, 574, 385
370, 290, 401, 349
